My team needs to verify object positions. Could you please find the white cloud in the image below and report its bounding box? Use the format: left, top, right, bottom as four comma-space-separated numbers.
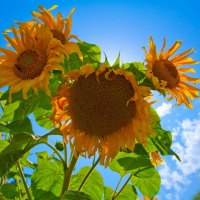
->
159, 118, 200, 199
156, 103, 172, 117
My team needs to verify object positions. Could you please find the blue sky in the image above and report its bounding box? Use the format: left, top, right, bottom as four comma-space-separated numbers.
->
1, 0, 200, 199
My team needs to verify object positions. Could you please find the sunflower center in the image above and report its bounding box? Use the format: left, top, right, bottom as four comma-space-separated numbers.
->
152, 59, 180, 88
68, 71, 136, 137
14, 49, 47, 80
51, 29, 66, 44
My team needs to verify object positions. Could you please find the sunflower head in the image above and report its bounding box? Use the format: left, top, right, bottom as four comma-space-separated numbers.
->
143, 37, 200, 108
32, 5, 82, 59
0, 24, 64, 100
52, 64, 154, 166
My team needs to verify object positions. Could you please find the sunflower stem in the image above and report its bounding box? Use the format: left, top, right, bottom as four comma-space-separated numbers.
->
111, 175, 124, 200
17, 160, 32, 200
43, 142, 67, 170
78, 157, 100, 191
63, 138, 68, 166
16, 177, 22, 200
60, 153, 79, 197
112, 174, 132, 199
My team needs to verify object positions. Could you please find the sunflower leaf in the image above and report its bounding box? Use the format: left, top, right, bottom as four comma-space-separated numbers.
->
115, 184, 137, 200
69, 166, 104, 200
150, 121, 172, 155
31, 160, 63, 199
109, 145, 153, 176
168, 148, 181, 162
0, 128, 61, 186
33, 107, 53, 130
112, 53, 120, 69
61, 190, 94, 200
131, 167, 161, 198
79, 42, 101, 63
0, 124, 10, 133
103, 186, 114, 200
145, 107, 172, 155
5, 117, 34, 135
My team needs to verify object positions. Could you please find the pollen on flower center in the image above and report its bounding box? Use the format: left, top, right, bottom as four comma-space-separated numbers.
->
152, 59, 180, 88
51, 29, 66, 44
14, 49, 47, 80
68, 71, 136, 137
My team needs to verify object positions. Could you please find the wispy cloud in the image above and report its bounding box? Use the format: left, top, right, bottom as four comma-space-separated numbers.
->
156, 103, 172, 117
159, 118, 200, 200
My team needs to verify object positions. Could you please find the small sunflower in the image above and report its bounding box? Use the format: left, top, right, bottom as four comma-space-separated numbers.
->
52, 64, 154, 166
0, 24, 64, 100
32, 5, 82, 59
143, 37, 200, 108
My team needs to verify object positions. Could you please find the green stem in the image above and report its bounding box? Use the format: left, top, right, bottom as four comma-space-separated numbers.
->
63, 138, 68, 166
17, 161, 32, 200
43, 142, 67, 170
112, 174, 132, 199
60, 153, 79, 197
16, 177, 22, 200
111, 175, 124, 200
48, 152, 55, 160
78, 157, 100, 191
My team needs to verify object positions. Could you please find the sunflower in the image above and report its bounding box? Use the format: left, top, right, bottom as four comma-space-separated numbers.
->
32, 5, 82, 59
0, 24, 64, 101
52, 64, 154, 166
143, 37, 200, 108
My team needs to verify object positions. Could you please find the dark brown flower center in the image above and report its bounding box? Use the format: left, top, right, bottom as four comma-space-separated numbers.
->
152, 59, 180, 89
51, 29, 66, 44
14, 49, 47, 80
68, 71, 136, 137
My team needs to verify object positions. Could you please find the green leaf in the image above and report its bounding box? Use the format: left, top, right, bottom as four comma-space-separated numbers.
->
123, 63, 146, 83
168, 149, 181, 162
0, 101, 21, 122
63, 53, 82, 71
49, 70, 64, 96
0, 128, 61, 186
1, 90, 51, 123
0, 140, 9, 153
131, 168, 161, 198
70, 167, 104, 200
112, 53, 120, 69
61, 190, 94, 200
103, 186, 114, 200
13, 95, 41, 121
144, 137, 158, 153
109, 145, 152, 176
0, 183, 18, 199
33, 107, 53, 130
36, 151, 49, 165
150, 121, 172, 155
0, 124, 10, 133
79, 42, 101, 63
5, 117, 34, 134
145, 107, 172, 155
115, 184, 137, 200
31, 160, 63, 199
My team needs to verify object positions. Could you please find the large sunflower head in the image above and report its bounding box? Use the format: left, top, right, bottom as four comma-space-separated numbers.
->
0, 24, 64, 101
52, 64, 154, 166
143, 37, 200, 108
32, 5, 82, 59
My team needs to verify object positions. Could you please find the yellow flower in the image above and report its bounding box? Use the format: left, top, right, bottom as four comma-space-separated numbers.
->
32, 5, 82, 59
52, 64, 154, 166
143, 37, 200, 108
0, 24, 64, 101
